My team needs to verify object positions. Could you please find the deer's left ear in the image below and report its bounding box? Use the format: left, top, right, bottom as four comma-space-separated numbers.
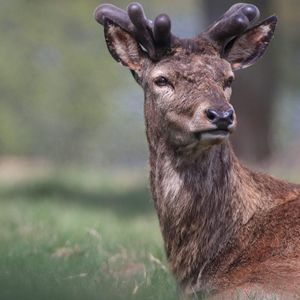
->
223, 16, 277, 71
104, 20, 148, 78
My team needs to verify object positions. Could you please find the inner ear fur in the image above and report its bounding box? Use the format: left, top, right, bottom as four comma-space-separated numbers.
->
104, 20, 147, 74
223, 16, 277, 71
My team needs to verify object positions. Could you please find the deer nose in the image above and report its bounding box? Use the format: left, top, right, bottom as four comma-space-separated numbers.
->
205, 108, 234, 129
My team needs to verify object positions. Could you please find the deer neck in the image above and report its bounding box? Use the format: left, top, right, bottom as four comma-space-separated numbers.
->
151, 138, 260, 223
148, 137, 264, 287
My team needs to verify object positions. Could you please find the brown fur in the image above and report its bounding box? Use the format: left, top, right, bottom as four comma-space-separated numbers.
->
100, 13, 300, 298
149, 140, 300, 296
144, 52, 300, 296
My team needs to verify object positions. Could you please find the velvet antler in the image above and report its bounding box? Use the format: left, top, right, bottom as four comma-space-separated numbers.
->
203, 3, 260, 45
94, 2, 174, 60
94, 2, 275, 62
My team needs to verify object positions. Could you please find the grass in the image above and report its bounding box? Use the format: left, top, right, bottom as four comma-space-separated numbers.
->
0, 169, 178, 300
0, 167, 298, 300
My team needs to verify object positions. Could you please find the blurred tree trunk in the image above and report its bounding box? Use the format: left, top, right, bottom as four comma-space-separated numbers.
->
202, 0, 278, 163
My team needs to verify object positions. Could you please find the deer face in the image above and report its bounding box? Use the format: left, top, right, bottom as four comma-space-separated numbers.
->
142, 53, 236, 148
95, 2, 276, 150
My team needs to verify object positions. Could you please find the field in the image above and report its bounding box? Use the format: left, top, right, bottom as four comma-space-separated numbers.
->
0, 167, 177, 300
0, 163, 299, 300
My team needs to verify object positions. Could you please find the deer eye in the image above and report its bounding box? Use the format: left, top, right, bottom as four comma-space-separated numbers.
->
154, 76, 170, 87
224, 76, 234, 89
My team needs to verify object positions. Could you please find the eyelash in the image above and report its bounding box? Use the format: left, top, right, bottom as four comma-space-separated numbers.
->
224, 76, 234, 88
154, 76, 172, 88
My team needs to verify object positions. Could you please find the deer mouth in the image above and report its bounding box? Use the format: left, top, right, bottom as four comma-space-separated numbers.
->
193, 129, 231, 141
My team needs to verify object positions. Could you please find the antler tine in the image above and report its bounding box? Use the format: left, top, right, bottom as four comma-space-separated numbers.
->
153, 14, 172, 48
94, 4, 133, 32
127, 3, 156, 58
94, 2, 175, 60
204, 3, 260, 44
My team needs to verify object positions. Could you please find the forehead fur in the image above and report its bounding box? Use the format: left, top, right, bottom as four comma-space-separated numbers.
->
149, 52, 233, 82
172, 36, 218, 56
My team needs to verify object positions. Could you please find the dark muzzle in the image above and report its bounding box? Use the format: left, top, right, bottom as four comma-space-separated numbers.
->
205, 108, 234, 130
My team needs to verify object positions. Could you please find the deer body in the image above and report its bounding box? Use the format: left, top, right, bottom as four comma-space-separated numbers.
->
94, 2, 300, 297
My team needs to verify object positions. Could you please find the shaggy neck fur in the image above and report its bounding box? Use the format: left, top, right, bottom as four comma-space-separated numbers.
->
145, 114, 300, 293
152, 141, 249, 288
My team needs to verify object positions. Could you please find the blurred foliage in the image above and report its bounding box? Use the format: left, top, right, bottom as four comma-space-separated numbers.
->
0, 0, 299, 166
0, 0, 129, 161
0, 0, 198, 166
275, 0, 300, 90
0, 1, 107, 157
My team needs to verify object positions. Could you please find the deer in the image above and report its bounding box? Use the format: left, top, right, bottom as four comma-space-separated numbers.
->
94, 2, 300, 298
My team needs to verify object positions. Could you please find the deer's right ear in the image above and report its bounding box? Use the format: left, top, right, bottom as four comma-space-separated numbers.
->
104, 21, 147, 76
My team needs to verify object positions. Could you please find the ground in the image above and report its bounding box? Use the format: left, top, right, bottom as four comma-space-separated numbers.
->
0, 160, 298, 300
0, 166, 177, 300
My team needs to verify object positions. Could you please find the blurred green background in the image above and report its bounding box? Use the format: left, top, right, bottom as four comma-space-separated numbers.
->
0, 0, 299, 299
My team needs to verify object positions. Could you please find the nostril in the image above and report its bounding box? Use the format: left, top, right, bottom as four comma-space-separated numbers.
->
205, 108, 235, 127
225, 109, 234, 123
205, 109, 219, 122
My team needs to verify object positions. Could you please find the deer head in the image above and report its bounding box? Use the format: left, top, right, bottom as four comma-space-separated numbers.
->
94, 2, 277, 155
